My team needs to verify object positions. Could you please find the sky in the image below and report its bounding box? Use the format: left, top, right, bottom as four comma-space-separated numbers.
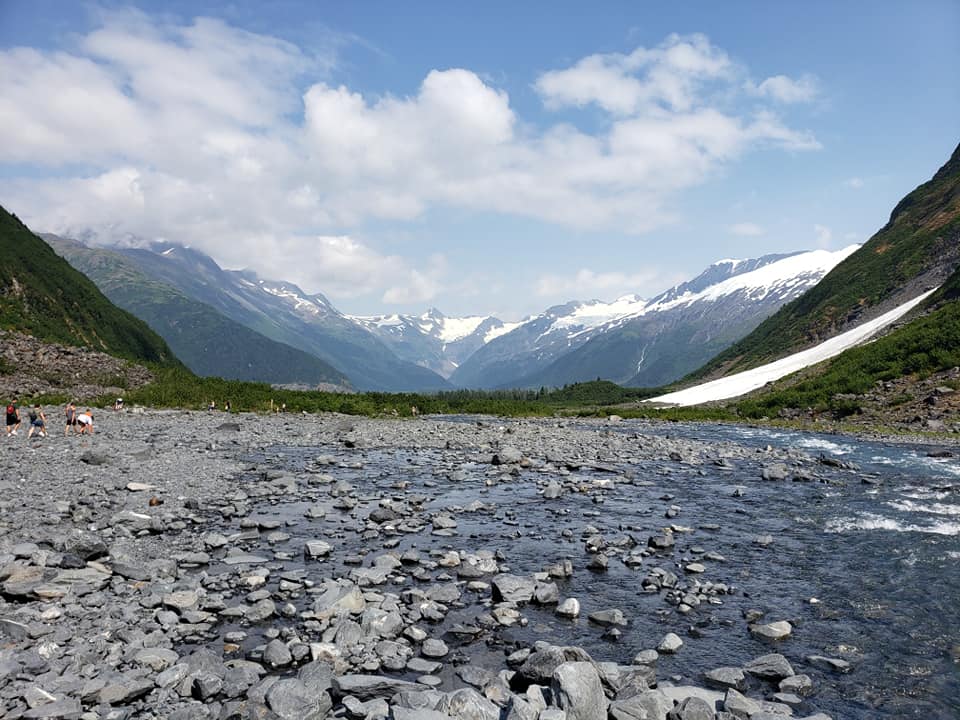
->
1, 1, 958, 321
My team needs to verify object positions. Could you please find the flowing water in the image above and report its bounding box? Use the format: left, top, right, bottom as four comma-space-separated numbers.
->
227, 420, 959, 718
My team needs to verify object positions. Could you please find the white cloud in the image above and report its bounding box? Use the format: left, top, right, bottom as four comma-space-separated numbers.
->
746, 74, 819, 103
0, 16, 822, 305
536, 268, 671, 299
814, 223, 833, 248
729, 222, 765, 236
844, 177, 864, 189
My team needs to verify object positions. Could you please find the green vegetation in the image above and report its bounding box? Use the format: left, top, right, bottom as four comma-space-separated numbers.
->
737, 296, 960, 418
689, 143, 960, 381
46, 236, 350, 387
0, 207, 180, 366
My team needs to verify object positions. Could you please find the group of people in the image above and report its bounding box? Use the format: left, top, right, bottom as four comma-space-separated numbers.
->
5, 399, 94, 439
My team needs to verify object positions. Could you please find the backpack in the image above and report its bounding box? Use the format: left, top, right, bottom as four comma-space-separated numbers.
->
5, 404, 13, 415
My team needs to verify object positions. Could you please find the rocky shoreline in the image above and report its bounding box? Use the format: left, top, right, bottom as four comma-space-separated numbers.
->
0, 409, 930, 719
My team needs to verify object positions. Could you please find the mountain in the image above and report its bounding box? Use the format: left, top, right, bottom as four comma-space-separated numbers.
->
349, 309, 517, 377
45, 236, 350, 388
450, 247, 858, 389
689, 142, 960, 382
103, 243, 451, 392
0, 206, 179, 366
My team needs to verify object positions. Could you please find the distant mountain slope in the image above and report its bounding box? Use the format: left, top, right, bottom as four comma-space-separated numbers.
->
350, 309, 511, 377
452, 247, 856, 389
0, 206, 179, 366
46, 236, 350, 388
111, 243, 451, 392
689, 142, 960, 382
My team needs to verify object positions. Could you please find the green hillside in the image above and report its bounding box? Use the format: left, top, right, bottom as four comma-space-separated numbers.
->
737, 275, 960, 419
0, 206, 179, 365
46, 236, 351, 388
689, 143, 960, 382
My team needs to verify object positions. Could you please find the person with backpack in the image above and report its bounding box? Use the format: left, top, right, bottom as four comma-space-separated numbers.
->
26, 404, 46, 438
5, 398, 20, 436
65, 401, 78, 436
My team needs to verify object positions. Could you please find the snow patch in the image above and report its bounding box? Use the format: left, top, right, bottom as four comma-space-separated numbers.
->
647, 288, 938, 406
485, 321, 524, 343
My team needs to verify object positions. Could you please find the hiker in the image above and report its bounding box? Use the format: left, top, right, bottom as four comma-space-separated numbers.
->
114, 397, 123, 411
27, 405, 46, 438
208, 400, 216, 411
5, 398, 20, 436
76, 409, 94, 435
65, 401, 78, 436
224, 400, 231, 412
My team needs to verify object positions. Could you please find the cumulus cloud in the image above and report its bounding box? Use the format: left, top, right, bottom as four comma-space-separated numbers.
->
745, 74, 819, 103
0, 15, 821, 305
536, 268, 672, 300
729, 222, 765, 236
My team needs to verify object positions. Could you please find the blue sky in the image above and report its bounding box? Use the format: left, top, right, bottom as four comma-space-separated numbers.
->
1, 1, 957, 319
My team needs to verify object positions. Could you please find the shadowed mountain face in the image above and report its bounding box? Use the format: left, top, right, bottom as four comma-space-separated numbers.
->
45, 236, 351, 389
688, 142, 960, 384
0, 207, 179, 367
99, 243, 451, 392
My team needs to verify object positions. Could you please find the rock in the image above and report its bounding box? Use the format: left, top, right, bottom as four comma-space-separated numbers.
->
80, 450, 110, 466
134, 647, 180, 672
98, 677, 154, 705
779, 674, 813, 696
126, 482, 155, 491
163, 590, 199, 610
556, 598, 581, 618
543, 481, 563, 499
492, 446, 523, 465
704, 666, 746, 691
761, 464, 790, 481
749, 621, 792, 641
266, 678, 332, 720
552, 661, 608, 720
588, 608, 627, 627
667, 696, 716, 720
657, 633, 683, 654
534, 582, 560, 604
21, 699, 83, 719
422, 638, 449, 658
263, 639, 293, 667
805, 655, 852, 673
443, 687, 501, 720
332, 674, 420, 700
492, 574, 536, 603
745, 653, 794, 679
304, 540, 333, 559
723, 688, 761, 719
608, 690, 674, 720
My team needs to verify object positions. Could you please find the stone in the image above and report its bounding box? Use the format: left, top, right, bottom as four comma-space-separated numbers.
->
556, 598, 581, 618
134, 647, 180, 672
667, 696, 716, 720
657, 633, 683, 654
266, 678, 332, 720
704, 666, 746, 691
805, 655, 852, 673
492, 574, 536, 603
163, 590, 199, 610
552, 661, 608, 720
723, 688, 761, 719
443, 687, 500, 720
745, 653, 794, 680
750, 621, 792, 641
779, 674, 813, 696
304, 540, 333, 559
588, 608, 627, 627
422, 638, 449, 658
332, 674, 420, 700
263, 639, 293, 667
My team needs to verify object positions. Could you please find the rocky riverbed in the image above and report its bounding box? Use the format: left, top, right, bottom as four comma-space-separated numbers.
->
0, 409, 957, 719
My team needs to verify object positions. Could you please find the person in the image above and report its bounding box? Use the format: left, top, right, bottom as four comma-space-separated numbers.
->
27, 404, 46, 438
114, 397, 124, 411
65, 401, 78, 436
76, 408, 94, 435
224, 400, 231, 412
5, 398, 20, 436
208, 400, 216, 411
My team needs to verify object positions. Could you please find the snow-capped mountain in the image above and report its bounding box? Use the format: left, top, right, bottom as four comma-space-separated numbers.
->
450, 245, 860, 389
349, 309, 517, 378
108, 243, 451, 391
